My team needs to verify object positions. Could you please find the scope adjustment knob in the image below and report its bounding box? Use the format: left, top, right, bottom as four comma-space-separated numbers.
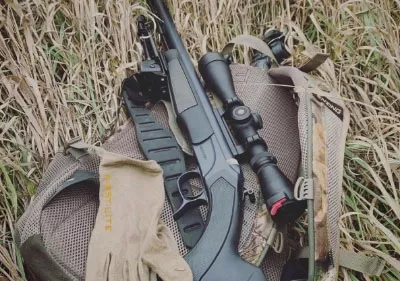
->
231, 105, 251, 123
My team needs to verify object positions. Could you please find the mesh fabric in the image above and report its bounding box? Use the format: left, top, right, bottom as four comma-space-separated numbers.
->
41, 182, 99, 279
325, 109, 343, 263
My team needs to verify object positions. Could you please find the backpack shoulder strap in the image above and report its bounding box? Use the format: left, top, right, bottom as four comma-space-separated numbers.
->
221, 34, 279, 67
222, 34, 329, 73
297, 247, 385, 277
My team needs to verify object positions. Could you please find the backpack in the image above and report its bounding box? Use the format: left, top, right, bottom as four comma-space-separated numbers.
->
15, 33, 383, 281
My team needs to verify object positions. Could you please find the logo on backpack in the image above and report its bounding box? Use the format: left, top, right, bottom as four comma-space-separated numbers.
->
314, 94, 344, 120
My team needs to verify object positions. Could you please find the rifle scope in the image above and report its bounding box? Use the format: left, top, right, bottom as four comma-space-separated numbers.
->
199, 52, 305, 224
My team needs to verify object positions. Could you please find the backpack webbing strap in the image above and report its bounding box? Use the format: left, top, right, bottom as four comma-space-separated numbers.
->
298, 53, 329, 73
21, 235, 73, 281
64, 137, 90, 161
221, 34, 279, 67
305, 90, 315, 281
296, 247, 385, 277
123, 90, 204, 249
222, 34, 329, 73
338, 249, 386, 277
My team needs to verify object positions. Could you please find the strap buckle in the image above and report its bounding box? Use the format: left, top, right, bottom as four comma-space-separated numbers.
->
64, 137, 90, 160
294, 177, 314, 200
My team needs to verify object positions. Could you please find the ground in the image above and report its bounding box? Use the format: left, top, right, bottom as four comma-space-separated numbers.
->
0, 0, 399, 280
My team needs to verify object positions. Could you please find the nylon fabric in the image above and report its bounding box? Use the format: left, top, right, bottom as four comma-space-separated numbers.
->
338, 250, 386, 276
222, 35, 279, 67
298, 53, 329, 73
20, 235, 74, 281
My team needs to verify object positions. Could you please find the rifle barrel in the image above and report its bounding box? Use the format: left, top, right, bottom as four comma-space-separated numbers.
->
150, 0, 226, 141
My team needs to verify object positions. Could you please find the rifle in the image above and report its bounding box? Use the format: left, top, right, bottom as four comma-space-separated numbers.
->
122, 1, 306, 280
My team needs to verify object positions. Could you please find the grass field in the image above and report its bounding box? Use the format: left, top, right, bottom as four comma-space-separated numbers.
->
1, 0, 399, 280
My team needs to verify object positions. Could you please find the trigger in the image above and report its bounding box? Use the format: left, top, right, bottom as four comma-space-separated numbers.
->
173, 191, 208, 220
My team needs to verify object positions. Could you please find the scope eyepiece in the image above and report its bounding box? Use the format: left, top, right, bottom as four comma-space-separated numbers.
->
250, 151, 306, 224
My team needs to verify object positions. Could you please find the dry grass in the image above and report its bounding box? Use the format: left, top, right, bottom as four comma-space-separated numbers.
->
0, 0, 399, 280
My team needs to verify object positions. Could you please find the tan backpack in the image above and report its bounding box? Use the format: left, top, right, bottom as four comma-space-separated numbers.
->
15, 34, 384, 281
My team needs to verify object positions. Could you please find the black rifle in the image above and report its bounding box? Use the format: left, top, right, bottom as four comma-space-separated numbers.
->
123, 1, 306, 280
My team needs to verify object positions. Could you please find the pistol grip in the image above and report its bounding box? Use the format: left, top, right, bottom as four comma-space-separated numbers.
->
184, 177, 267, 281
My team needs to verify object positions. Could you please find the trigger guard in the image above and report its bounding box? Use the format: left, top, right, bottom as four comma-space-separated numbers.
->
177, 169, 201, 188
173, 169, 209, 220
177, 169, 203, 199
